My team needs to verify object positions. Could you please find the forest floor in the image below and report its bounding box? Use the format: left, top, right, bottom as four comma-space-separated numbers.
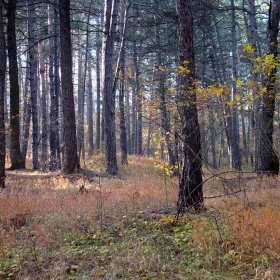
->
1, 154, 280, 279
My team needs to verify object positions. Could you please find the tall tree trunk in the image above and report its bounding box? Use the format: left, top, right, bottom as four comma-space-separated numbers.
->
87, 50, 94, 156
125, 80, 131, 154
102, 0, 119, 174
28, 0, 39, 170
77, 28, 85, 162
0, 0, 6, 188
85, 12, 94, 156
255, 0, 280, 175
59, 0, 79, 173
131, 81, 136, 154
95, 17, 101, 151
119, 48, 128, 165
154, 0, 176, 168
228, 0, 242, 170
133, 41, 142, 155
49, 0, 60, 171
176, 0, 203, 213
21, 64, 31, 166
118, 0, 128, 165
38, 40, 48, 169
7, 0, 24, 169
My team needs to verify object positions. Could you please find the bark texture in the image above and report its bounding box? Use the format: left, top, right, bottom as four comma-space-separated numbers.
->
102, 0, 119, 174
176, 0, 203, 212
255, 0, 280, 175
28, 0, 39, 170
59, 0, 79, 173
7, 0, 24, 169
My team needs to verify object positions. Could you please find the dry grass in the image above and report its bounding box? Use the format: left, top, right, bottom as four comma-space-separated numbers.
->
0, 155, 280, 279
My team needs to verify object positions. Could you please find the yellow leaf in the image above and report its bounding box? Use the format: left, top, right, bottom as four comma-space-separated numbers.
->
226, 100, 235, 106
234, 94, 241, 101
236, 80, 243, 86
216, 88, 223, 97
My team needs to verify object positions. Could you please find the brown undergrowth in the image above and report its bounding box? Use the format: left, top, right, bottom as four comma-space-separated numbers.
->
0, 155, 279, 279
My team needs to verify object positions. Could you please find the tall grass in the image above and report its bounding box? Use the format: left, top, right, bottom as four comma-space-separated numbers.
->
0, 155, 279, 279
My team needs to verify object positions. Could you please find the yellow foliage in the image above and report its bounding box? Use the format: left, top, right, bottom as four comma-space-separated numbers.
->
243, 43, 255, 54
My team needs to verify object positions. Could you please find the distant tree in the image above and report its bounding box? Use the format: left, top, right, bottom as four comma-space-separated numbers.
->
21, 64, 31, 167
154, 0, 176, 168
227, 0, 242, 170
176, 0, 203, 213
59, 0, 80, 173
255, 0, 280, 175
0, 0, 6, 188
95, 16, 101, 151
7, 0, 24, 169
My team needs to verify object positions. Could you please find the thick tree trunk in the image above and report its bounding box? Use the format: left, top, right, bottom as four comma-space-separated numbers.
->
7, 0, 24, 169
176, 0, 203, 213
255, 0, 280, 175
59, 0, 79, 173
0, 0, 6, 188
28, 0, 39, 170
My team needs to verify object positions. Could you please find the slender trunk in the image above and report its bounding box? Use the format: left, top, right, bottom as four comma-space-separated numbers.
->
28, 0, 39, 170
96, 17, 101, 151
241, 113, 249, 165
49, 0, 60, 171
154, 0, 176, 167
131, 81, 136, 154
119, 48, 128, 164
228, 0, 242, 170
0, 0, 6, 188
77, 28, 85, 162
38, 41, 48, 169
21, 64, 31, 166
125, 81, 131, 154
87, 51, 94, 155
118, 0, 128, 164
133, 41, 142, 155
209, 108, 217, 169
84, 13, 94, 156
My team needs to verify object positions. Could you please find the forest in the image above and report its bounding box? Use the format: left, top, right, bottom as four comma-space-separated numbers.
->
1, 0, 280, 278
